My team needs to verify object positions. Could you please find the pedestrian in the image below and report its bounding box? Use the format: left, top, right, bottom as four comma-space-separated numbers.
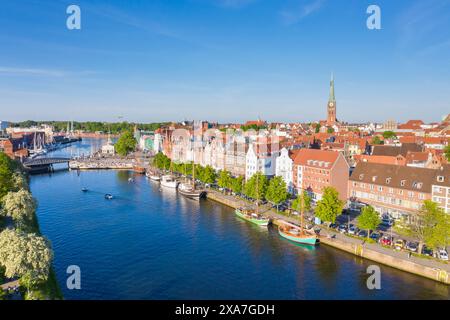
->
408, 252, 411, 259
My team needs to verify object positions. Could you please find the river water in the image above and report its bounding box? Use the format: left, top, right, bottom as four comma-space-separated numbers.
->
29, 139, 449, 299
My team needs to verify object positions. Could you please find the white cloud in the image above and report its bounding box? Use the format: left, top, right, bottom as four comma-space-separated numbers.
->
0, 67, 97, 77
280, 0, 325, 25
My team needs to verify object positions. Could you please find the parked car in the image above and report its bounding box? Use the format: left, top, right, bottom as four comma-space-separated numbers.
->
437, 249, 449, 261
394, 239, 405, 250
380, 218, 393, 227
338, 224, 347, 234
406, 242, 418, 252
380, 236, 392, 246
357, 230, 368, 238
421, 246, 433, 257
328, 223, 338, 229
370, 232, 381, 242
348, 224, 358, 235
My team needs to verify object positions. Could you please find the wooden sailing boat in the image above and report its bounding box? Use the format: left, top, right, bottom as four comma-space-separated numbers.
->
178, 155, 206, 200
235, 173, 270, 226
161, 159, 178, 188
278, 191, 318, 245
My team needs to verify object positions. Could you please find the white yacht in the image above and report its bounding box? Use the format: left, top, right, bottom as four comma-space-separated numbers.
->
160, 175, 178, 188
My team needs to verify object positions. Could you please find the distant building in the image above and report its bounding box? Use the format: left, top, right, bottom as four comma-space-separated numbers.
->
101, 136, 115, 155
383, 119, 397, 131
0, 121, 9, 131
326, 74, 337, 126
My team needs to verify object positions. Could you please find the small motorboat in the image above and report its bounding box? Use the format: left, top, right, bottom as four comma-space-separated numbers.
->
104, 194, 113, 200
128, 178, 134, 183
81, 188, 88, 192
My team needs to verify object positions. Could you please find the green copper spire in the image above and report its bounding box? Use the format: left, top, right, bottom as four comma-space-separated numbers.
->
329, 73, 335, 102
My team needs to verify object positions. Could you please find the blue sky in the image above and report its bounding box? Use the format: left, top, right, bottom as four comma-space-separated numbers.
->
0, 0, 449, 123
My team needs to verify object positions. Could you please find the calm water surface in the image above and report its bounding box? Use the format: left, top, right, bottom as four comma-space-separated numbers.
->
30, 139, 450, 299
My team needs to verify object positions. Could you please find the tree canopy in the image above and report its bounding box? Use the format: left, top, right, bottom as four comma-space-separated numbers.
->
314, 187, 344, 223
244, 172, 268, 201
0, 153, 16, 200
396, 200, 450, 250
382, 131, 397, 140
1, 189, 36, 229
357, 206, 381, 237
265, 176, 288, 207
217, 170, 232, 190
0, 229, 53, 282
114, 131, 137, 156
292, 191, 312, 213
444, 145, 450, 162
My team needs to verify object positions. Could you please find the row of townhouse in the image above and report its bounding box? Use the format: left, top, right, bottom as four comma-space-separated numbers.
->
349, 163, 450, 221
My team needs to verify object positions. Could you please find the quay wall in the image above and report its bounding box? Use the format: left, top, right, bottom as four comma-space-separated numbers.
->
206, 191, 450, 285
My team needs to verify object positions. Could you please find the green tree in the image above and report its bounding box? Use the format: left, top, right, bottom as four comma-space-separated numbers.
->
315, 123, 321, 133
244, 172, 268, 201
396, 200, 450, 251
444, 145, 450, 162
114, 131, 137, 156
0, 229, 53, 282
382, 131, 397, 140
314, 187, 344, 223
292, 191, 312, 213
357, 206, 381, 238
199, 165, 216, 184
0, 152, 16, 200
372, 136, 383, 145
327, 127, 335, 134
230, 176, 244, 194
12, 172, 28, 191
1, 189, 36, 229
153, 152, 171, 170
217, 170, 232, 191
265, 176, 288, 211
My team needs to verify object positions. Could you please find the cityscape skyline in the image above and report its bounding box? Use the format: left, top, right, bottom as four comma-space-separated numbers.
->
1, 0, 450, 123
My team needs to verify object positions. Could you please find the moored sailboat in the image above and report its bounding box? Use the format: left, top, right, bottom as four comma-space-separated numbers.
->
278, 191, 318, 245
235, 207, 270, 226
234, 174, 270, 226
160, 175, 178, 188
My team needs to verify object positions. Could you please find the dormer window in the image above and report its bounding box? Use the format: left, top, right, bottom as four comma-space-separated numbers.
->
372, 176, 377, 182
386, 177, 391, 184
400, 180, 406, 187
359, 174, 364, 180
437, 176, 444, 182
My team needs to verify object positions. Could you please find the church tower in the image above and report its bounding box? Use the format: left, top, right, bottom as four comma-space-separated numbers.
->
327, 73, 337, 125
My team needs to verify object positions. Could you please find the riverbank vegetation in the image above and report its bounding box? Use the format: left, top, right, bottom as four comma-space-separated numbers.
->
10, 120, 168, 134
0, 152, 62, 300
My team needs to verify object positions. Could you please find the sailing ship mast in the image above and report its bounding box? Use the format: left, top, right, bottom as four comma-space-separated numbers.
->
300, 191, 305, 235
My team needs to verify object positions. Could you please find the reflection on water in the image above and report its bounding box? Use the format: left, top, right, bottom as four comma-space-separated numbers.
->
28, 140, 450, 300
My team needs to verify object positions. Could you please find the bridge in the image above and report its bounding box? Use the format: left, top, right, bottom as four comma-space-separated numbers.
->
23, 157, 71, 167
23, 157, 71, 173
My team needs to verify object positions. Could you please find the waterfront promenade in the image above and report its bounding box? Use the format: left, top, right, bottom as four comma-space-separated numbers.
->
206, 189, 450, 285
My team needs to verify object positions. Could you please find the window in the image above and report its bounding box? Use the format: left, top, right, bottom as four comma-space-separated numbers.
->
359, 174, 364, 180
437, 176, 444, 182
378, 186, 383, 192
386, 177, 391, 184
372, 176, 377, 182
401, 180, 406, 187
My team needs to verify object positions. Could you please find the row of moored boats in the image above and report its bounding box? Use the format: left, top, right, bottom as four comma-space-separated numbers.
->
146, 171, 207, 200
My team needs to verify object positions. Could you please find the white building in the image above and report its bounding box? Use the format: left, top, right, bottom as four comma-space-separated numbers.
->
275, 147, 296, 193
153, 132, 163, 153
101, 136, 115, 155
245, 143, 279, 180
